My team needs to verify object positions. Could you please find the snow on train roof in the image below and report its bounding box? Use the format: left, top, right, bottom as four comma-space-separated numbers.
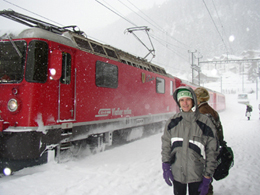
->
17, 27, 78, 48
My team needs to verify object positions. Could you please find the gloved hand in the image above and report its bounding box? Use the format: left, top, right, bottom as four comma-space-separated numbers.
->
198, 177, 211, 195
162, 162, 174, 186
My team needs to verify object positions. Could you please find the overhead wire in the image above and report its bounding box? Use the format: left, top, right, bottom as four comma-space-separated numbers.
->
123, 0, 190, 49
103, 0, 189, 50
3, 0, 64, 26
211, 0, 234, 54
116, 0, 191, 60
152, 39, 188, 62
120, 0, 166, 34
95, 0, 137, 27
96, 0, 191, 71
202, 0, 229, 55
150, 34, 189, 61
126, 0, 162, 30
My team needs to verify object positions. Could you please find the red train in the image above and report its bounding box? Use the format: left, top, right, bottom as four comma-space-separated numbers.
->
0, 10, 225, 174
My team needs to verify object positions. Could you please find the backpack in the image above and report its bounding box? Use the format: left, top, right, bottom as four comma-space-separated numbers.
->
205, 113, 224, 145
213, 145, 234, 180
205, 113, 234, 180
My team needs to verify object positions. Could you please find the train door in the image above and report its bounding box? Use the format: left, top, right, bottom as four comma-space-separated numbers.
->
58, 50, 75, 121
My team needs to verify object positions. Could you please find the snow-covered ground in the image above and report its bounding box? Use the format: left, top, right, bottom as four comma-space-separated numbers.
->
0, 93, 260, 195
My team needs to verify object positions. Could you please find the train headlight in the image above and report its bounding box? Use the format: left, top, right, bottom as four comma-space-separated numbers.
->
49, 68, 56, 80
8, 99, 18, 112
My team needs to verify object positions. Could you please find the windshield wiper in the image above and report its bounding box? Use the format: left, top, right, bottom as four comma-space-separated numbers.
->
7, 35, 23, 58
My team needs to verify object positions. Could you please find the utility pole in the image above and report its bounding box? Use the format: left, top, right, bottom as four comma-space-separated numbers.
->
257, 62, 260, 100
188, 50, 197, 84
241, 63, 244, 93
195, 53, 203, 86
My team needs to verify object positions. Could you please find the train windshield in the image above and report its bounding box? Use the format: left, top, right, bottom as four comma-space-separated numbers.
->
25, 40, 48, 83
0, 40, 27, 83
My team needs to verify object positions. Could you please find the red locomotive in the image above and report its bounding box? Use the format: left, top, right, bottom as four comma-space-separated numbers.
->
0, 10, 225, 174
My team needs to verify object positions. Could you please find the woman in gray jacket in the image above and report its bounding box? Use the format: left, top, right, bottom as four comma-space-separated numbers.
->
161, 86, 219, 195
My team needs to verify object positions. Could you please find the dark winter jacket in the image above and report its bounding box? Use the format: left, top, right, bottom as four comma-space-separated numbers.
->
161, 86, 219, 184
198, 102, 224, 146
246, 105, 252, 113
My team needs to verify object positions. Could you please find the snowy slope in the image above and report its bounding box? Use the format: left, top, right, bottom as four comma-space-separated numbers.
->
0, 94, 260, 195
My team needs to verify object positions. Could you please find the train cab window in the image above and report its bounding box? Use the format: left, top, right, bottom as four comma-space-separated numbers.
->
0, 40, 26, 83
96, 61, 118, 88
25, 41, 48, 83
60, 52, 71, 84
156, 77, 165, 94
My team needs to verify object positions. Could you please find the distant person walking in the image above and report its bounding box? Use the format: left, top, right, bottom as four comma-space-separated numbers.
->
194, 87, 225, 195
161, 86, 219, 195
245, 104, 252, 120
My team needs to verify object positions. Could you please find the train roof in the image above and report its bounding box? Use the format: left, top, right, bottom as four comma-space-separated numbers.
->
16, 27, 168, 76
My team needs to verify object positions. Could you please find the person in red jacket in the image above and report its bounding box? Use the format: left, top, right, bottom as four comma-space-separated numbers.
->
194, 87, 225, 195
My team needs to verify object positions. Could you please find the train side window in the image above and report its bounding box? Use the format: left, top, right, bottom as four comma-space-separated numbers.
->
91, 42, 106, 55
161, 69, 167, 74
156, 77, 165, 94
150, 65, 158, 72
25, 40, 48, 83
96, 61, 118, 88
74, 37, 92, 51
60, 52, 71, 84
104, 48, 118, 59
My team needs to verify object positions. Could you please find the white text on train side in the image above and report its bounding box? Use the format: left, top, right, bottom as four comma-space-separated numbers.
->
95, 108, 132, 117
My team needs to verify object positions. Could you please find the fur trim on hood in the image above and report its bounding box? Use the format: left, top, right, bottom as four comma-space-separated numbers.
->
194, 87, 210, 102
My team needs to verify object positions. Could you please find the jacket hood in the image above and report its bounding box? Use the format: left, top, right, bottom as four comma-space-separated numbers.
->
173, 86, 198, 112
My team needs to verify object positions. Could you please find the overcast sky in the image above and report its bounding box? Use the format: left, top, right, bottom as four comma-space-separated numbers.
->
0, 0, 167, 35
